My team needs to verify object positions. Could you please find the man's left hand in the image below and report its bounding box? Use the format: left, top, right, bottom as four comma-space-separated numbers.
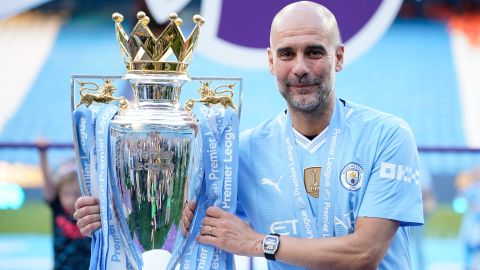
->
196, 206, 264, 257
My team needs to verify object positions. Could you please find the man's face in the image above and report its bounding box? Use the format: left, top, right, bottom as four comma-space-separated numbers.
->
268, 18, 343, 113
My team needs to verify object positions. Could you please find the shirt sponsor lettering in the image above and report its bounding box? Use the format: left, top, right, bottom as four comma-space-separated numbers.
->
270, 219, 298, 236
380, 161, 420, 185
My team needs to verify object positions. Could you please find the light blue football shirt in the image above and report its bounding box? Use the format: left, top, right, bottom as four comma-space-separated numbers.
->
237, 98, 424, 270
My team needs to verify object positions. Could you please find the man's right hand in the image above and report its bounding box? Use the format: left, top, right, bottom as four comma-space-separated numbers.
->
73, 196, 101, 236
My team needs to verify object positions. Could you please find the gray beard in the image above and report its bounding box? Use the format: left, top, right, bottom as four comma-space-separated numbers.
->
279, 78, 332, 113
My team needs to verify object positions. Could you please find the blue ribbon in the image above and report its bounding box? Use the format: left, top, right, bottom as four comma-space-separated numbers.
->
96, 104, 117, 269
282, 98, 346, 239
97, 104, 138, 270
168, 134, 204, 270
72, 106, 93, 196
73, 105, 102, 269
71, 104, 127, 270
180, 104, 239, 270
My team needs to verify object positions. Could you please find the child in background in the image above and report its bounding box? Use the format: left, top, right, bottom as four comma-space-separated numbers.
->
456, 166, 480, 270
37, 141, 91, 270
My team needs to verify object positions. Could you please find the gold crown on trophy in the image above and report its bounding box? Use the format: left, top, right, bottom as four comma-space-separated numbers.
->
112, 11, 205, 74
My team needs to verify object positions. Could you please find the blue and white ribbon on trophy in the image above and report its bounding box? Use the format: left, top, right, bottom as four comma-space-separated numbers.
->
73, 105, 102, 269
72, 106, 94, 197
73, 104, 137, 270
179, 104, 239, 270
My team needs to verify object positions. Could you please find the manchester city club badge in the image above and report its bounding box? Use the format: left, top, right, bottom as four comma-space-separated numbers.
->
304, 167, 321, 198
340, 163, 363, 191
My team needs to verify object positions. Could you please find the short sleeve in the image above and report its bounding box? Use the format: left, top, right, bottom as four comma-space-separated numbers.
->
358, 119, 424, 226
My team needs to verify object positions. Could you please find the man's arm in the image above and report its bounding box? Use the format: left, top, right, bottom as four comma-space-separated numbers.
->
197, 206, 398, 270
274, 217, 398, 270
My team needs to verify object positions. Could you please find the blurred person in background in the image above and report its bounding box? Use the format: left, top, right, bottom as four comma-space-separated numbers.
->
456, 166, 480, 270
37, 140, 91, 270
410, 160, 437, 270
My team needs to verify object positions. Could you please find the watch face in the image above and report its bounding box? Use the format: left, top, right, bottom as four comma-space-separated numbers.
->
263, 235, 279, 254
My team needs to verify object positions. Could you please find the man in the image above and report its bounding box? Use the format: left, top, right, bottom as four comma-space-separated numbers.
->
75, 2, 424, 269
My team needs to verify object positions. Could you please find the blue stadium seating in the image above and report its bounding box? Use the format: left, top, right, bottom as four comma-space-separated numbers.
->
1, 14, 478, 175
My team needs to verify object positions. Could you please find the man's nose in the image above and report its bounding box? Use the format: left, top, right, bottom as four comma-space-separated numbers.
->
292, 56, 309, 78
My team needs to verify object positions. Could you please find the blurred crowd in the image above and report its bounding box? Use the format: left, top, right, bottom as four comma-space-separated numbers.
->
400, 0, 480, 18
456, 166, 480, 270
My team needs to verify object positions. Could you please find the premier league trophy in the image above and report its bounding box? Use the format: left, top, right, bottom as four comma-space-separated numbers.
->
72, 11, 239, 270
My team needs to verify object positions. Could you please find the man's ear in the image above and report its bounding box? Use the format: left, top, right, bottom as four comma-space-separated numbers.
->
335, 45, 344, 72
267, 47, 275, 75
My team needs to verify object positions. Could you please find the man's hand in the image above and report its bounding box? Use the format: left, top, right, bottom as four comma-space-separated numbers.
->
196, 206, 264, 257
181, 201, 196, 236
73, 196, 101, 236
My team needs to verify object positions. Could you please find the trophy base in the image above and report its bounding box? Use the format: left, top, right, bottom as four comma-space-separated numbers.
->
142, 249, 180, 270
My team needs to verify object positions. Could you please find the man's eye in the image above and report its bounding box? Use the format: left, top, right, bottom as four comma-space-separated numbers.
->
308, 50, 323, 57
280, 51, 293, 59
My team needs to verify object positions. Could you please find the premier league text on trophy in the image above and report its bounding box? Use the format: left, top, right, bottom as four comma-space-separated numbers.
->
204, 123, 235, 210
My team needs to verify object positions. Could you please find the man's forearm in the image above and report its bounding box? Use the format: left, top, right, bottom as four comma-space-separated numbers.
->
275, 234, 376, 270
268, 218, 399, 270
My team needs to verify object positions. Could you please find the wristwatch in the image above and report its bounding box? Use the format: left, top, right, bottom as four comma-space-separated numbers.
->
262, 233, 280, 261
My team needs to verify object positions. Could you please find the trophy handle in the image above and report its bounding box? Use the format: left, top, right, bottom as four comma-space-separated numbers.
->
71, 75, 126, 110
186, 77, 243, 120
185, 81, 236, 112
76, 79, 129, 110
71, 75, 126, 197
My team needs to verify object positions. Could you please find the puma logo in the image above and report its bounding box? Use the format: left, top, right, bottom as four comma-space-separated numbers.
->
261, 176, 283, 194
